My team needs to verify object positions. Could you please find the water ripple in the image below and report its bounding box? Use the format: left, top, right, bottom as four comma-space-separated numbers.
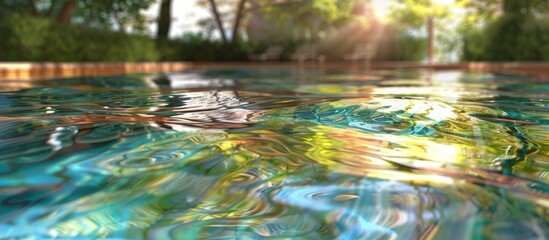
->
1, 69, 549, 239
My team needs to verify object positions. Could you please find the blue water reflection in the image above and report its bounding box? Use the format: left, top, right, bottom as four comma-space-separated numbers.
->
0, 69, 548, 239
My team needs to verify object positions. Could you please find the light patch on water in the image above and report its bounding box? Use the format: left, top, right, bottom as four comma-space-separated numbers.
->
0, 69, 548, 239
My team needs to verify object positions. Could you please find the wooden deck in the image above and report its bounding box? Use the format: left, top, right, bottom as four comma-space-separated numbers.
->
0, 62, 547, 80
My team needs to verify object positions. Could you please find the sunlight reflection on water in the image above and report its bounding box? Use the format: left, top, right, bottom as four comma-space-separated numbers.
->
0, 69, 548, 239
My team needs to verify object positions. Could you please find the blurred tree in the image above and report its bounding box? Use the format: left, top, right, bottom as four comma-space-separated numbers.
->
460, 0, 549, 61
389, 0, 452, 28
459, 0, 537, 22
0, 0, 76, 24
262, 0, 360, 40
157, 0, 172, 39
458, 0, 549, 29
502, 0, 549, 15
457, 0, 500, 31
58, 0, 76, 24
74, 0, 155, 33
231, 0, 247, 42
196, 0, 359, 43
388, 0, 460, 63
198, 0, 247, 44
0, 0, 155, 33
206, 0, 228, 43
0, 13, 159, 61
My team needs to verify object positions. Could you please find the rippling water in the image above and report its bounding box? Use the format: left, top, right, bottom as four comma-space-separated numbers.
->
1, 68, 549, 239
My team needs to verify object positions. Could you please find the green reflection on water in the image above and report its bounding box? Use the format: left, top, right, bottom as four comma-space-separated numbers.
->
0, 69, 548, 239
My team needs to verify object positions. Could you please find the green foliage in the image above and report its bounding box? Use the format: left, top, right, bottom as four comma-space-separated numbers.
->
502, 0, 549, 15
0, 0, 154, 33
262, 0, 360, 39
0, 0, 33, 17
73, 0, 156, 33
370, 31, 427, 61
0, 13, 52, 60
459, 0, 549, 61
263, 0, 358, 26
157, 33, 250, 62
0, 13, 158, 62
388, 0, 453, 29
462, 14, 549, 61
388, 0, 459, 61
158, 32, 305, 62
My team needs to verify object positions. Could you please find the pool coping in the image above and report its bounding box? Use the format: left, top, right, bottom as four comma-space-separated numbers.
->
0, 62, 548, 80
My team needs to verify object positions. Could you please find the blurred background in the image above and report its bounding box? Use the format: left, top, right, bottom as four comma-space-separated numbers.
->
0, 0, 547, 63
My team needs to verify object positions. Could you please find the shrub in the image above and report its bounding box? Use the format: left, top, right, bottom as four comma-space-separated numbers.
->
380, 32, 427, 61
0, 13, 158, 62
158, 32, 306, 62
156, 33, 249, 62
0, 13, 427, 62
462, 15, 549, 61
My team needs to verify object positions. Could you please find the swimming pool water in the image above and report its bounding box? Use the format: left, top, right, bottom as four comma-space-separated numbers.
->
1, 69, 548, 239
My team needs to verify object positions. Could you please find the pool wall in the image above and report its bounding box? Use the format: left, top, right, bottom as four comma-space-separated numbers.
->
1, 62, 548, 80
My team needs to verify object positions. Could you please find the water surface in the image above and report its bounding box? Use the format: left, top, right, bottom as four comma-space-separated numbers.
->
1, 69, 549, 239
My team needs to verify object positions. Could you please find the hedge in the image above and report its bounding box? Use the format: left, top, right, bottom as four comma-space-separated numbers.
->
0, 13, 159, 62
157, 33, 307, 62
463, 14, 549, 61
0, 13, 428, 62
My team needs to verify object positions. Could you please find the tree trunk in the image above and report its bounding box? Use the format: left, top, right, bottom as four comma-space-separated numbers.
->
208, 0, 228, 44
157, 0, 172, 40
29, 0, 40, 16
113, 11, 126, 33
427, 17, 434, 64
57, 0, 76, 24
231, 0, 247, 43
